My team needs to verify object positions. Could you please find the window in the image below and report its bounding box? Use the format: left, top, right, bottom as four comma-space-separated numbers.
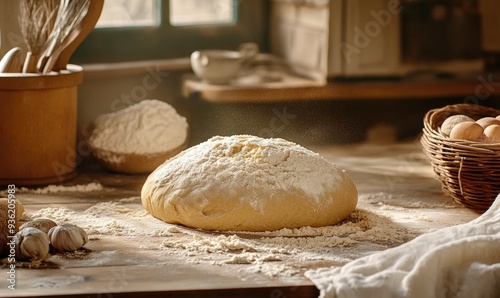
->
170, 0, 235, 26
96, 0, 158, 28
73, 0, 266, 64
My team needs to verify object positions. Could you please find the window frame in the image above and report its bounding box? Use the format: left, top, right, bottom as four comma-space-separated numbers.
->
72, 0, 268, 64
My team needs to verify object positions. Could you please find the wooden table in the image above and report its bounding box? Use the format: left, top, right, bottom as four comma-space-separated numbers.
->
0, 140, 480, 297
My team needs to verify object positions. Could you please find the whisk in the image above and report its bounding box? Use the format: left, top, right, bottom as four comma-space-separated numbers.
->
18, 0, 59, 73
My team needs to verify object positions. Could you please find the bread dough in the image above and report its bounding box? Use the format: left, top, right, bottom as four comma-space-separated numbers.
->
141, 135, 358, 231
0, 198, 24, 257
0, 198, 24, 234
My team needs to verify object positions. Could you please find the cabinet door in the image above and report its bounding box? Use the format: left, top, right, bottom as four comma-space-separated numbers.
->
270, 0, 330, 81
480, 0, 500, 52
342, 0, 401, 76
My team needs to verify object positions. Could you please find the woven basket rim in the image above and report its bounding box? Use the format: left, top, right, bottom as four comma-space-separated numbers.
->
421, 103, 500, 212
423, 103, 500, 151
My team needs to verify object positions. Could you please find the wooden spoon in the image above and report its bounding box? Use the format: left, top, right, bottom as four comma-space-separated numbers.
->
39, 0, 92, 73
0, 47, 23, 73
51, 0, 103, 72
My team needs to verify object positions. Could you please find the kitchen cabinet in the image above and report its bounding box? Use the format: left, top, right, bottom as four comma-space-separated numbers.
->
342, 0, 401, 76
269, 0, 486, 79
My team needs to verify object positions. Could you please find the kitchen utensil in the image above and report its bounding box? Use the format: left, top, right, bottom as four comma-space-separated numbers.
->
0, 65, 83, 185
238, 42, 259, 65
0, 47, 22, 73
19, 0, 59, 73
38, 0, 90, 73
6, 48, 23, 73
52, 0, 103, 72
190, 50, 243, 84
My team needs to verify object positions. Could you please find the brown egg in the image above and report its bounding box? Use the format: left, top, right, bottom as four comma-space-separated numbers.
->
484, 124, 500, 143
476, 117, 500, 129
440, 114, 474, 136
449, 121, 484, 142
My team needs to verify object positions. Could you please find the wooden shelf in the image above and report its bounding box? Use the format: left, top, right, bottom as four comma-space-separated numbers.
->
183, 72, 498, 103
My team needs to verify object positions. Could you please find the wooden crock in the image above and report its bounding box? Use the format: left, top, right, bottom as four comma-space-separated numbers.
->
0, 65, 83, 186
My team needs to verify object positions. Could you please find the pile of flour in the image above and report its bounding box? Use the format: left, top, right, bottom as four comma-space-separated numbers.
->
17, 182, 104, 194
89, 100, 188, 155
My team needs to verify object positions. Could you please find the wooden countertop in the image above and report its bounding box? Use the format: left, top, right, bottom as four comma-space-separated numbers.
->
0, 140, 480, 297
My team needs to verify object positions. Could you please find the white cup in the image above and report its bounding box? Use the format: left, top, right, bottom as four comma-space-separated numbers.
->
190, 50, 243, 85
190, 43, 260, 85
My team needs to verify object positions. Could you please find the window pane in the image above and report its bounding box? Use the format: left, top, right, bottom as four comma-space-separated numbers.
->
170, 0, 235, 26
96, 0, 158, 28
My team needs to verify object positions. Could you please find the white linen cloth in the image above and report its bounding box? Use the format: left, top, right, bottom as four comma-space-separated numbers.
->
305, 195, 500, 298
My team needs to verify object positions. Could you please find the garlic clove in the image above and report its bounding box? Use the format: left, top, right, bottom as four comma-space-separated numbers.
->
20, 218, 57, 234
14, 227, 50, 262
48, 223, 88, 252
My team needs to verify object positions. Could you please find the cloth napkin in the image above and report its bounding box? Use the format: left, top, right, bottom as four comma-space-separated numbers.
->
305, 195, 500, 298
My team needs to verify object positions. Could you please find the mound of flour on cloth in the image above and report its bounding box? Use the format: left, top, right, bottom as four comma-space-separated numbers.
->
305, 195, 500, 298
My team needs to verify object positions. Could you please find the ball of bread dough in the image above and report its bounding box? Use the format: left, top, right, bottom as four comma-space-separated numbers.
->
141, 135, 358, 231
0, 231, 8, 258
0, 198, 24, 234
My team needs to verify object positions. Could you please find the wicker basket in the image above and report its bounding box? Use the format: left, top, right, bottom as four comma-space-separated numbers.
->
421, 103, 500, 212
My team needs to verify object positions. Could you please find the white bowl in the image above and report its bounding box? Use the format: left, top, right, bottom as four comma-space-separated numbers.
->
190, 50, 242, 84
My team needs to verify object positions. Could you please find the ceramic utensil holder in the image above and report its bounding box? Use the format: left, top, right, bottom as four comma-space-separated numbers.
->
0, 65, 83, 186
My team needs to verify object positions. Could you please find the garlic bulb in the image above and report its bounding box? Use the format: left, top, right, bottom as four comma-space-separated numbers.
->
20, 218, 57, 234
14, 227, 50, 262
48, 224, 88, 251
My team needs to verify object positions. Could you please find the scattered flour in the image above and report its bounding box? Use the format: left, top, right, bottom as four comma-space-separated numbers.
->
362, 192, 458, 209
89, 99, 188, 155
17, 182, 104, 194
29, 198, 164, 237
222, 253, 281, 265
162, 235, 257, 253
245, 263, 301, 278
25, 197, 420, 278
32, 275, 86, 289
154, 208, 417, 276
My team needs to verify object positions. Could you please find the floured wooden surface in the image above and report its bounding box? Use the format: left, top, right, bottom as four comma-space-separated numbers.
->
0, 139, 479, 297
